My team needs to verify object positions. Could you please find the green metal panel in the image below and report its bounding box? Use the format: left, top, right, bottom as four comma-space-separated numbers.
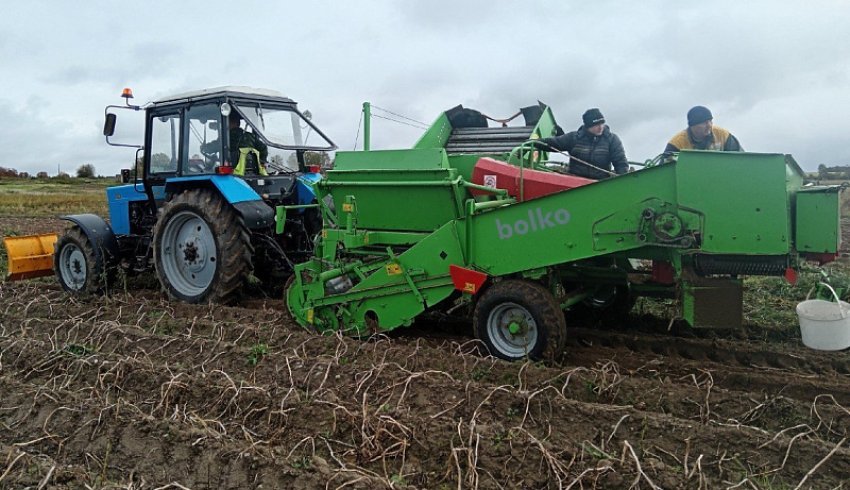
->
675, 151, 794, 255
785, 155, 805, 194
796, 188, 841, 253
334, 148, 449, 170
413, 113, 453, 149
323, 167, 466, 232
533, 106, 559, 141
447, 154, 483, 182
467, 166, 679, 275
343, 222, 464, 329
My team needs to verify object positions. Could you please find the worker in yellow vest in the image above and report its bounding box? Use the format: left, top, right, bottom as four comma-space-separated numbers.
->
665, 106, 742, 154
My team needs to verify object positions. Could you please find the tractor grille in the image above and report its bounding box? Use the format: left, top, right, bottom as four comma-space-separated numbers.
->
445, 127, 534, 155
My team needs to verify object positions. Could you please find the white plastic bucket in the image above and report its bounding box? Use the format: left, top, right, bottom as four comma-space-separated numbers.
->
796, 283, 850, 351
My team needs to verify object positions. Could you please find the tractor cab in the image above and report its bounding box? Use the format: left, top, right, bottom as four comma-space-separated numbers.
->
114, 87, 335, 198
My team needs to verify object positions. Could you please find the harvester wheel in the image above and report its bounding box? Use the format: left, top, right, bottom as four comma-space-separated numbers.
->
153, 189, 253, 304
54, 226, 113, 295
473, 279, 566, 361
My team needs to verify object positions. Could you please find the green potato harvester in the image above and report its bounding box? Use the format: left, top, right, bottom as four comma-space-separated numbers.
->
285, 103, 841, 361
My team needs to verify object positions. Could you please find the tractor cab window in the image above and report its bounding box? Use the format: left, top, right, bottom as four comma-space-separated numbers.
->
184, 103, 221, 174
266, 148, 299, 173
235, 104, 334, 151
149, 113, 181, 174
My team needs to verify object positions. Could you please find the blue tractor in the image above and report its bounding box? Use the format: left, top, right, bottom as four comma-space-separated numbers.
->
53, 87, 336, 303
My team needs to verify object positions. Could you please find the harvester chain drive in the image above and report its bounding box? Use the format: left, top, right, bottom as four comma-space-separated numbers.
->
566, 327, 850, 376
693, 254, 788, 276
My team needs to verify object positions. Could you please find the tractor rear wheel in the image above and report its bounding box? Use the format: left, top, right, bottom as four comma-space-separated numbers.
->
153, 189, 253, 304
54, 226, 113, 295
473, 279, 566, 361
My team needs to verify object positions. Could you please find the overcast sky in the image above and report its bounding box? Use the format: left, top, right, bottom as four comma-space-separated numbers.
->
2, 1, 849, 176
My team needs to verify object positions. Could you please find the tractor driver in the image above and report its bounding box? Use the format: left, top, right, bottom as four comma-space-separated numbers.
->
202, 112, 269, 175
227, 112, 269, 175
664, 106, 743, 154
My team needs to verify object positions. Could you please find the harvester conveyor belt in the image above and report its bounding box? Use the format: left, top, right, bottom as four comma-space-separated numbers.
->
446, 127, 533, 155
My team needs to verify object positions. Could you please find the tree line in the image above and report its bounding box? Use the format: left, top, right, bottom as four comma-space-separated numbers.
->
0, 164, 99, 179
817, 164, 850, 180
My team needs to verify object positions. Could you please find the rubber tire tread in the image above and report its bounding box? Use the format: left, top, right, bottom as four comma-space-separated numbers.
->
473, 279, 566, 362
153, 189, 253, 304
53, 226, 111, 295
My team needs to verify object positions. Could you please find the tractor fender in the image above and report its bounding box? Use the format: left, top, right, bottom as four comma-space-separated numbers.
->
60, 214, 120, 267
232, 200, 275, 229
163, 175, 274, 230
296, 173, 321, 207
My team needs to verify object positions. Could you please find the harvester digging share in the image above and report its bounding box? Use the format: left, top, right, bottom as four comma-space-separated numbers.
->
1, 89, 849, 488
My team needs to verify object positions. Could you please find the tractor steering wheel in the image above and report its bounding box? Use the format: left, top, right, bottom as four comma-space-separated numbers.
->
200, 149, 220, 164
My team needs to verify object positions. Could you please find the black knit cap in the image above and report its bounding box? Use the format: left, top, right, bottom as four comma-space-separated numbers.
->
687, 106, 713, 126
582, 108, 605, 127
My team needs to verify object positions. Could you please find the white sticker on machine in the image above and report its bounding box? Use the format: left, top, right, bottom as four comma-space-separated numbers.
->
484, 174, 497, 188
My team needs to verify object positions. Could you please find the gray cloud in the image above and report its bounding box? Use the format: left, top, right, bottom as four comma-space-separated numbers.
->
1, 0, 849, 176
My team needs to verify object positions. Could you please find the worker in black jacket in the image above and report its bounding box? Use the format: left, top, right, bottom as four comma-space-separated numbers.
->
535, 108, 629, 179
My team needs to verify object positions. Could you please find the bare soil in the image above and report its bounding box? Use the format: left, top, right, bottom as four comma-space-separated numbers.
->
2, 217, 849, 489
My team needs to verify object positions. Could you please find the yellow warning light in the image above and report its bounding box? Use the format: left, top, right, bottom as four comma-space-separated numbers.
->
121, 88, 134, 99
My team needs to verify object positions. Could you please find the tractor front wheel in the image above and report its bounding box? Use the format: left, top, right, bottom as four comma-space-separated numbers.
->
54, 226, 113, 295
153, 189, 253, 304
473, 280, 566, 361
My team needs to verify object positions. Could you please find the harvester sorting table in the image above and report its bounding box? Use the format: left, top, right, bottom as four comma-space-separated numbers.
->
285, 103, 842, 360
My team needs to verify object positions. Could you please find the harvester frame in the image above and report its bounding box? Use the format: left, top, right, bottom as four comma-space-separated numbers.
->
284, 103, 842, 360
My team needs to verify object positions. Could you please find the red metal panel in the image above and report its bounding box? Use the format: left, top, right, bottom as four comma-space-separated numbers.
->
449, 264, 488, 294
470, 157, 595, 202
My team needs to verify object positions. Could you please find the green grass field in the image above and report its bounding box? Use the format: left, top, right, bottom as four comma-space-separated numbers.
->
0, 177, 112, 216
